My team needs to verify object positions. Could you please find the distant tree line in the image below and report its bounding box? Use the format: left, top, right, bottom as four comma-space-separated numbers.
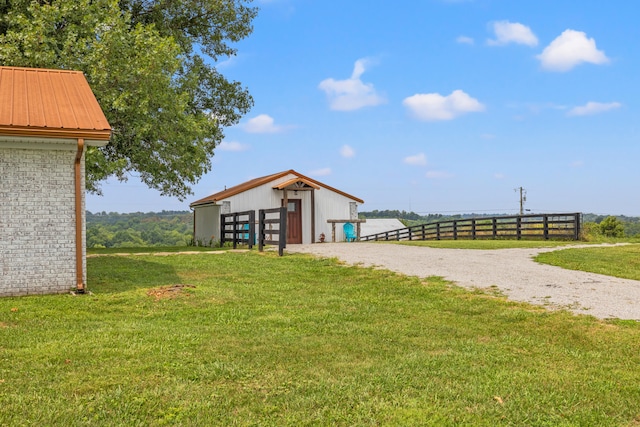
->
85, 210, 640, 248
86, 211, 193, 248
582, 214, 639, 238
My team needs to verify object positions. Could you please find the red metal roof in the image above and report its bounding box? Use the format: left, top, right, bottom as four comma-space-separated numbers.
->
0, 66, 111, 141
190, 169, 364, 207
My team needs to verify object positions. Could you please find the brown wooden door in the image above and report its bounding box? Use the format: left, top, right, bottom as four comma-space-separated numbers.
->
282, 199, 302, 244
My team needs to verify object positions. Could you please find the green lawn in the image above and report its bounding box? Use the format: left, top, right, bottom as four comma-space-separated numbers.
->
88, 245, 225, 255
536, 244, 640, 281
1, 250, 639, 425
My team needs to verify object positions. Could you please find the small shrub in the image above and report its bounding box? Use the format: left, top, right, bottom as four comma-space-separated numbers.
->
600, 216, 625, 238
580, 222, 602, 241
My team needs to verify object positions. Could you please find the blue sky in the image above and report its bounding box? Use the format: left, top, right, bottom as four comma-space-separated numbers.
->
87, 0, 640, 216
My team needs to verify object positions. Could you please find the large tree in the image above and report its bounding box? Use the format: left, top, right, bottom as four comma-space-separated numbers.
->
0, 0, 256, 199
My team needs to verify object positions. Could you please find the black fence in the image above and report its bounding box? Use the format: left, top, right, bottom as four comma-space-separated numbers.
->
258, 207, 287, 256
220, 210, 255, 249
220, 207, 287, 256
361, 213, 581, 242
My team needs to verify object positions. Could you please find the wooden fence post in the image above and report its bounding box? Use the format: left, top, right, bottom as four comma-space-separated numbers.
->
248, 210, 255, 249
232, 213, 238, 249
278, 206, 287, 256
543, 215, 549, 240
220, 213, 226, 246
258, 209, 265, 252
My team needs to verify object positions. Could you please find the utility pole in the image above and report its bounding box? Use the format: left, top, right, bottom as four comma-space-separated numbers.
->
515, 187, 527, 215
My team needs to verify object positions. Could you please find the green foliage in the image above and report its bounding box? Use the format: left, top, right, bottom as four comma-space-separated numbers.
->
580, 222, 603, 241
1, 252, 640, 425
583, 213, 640, 237
86, 210, 193, 248
599, 215, 625, 238
0, 0, 256, 199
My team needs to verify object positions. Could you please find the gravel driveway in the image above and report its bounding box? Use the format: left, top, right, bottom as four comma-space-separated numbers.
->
286, 243, 640, 320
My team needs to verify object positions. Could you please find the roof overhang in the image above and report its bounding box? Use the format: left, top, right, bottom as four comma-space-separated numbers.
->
0, 134, 109, 150
273, 177, 321, 191
0, 126, 111, 144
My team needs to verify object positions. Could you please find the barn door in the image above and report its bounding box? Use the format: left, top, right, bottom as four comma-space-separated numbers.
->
282, 199, 302, 244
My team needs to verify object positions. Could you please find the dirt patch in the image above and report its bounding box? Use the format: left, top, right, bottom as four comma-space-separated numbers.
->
147, 284, 196, 301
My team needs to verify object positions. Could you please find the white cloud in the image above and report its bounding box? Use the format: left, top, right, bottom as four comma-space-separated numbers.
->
481, 133, 496, 140
340, 145, 355, 158
318, 58, 386, 111
308, 167, 332, 177
218, 141, 249, 151
244, 114, 287, 133
426, 170, 454, 179
567, 101, 621, 117
487, 21, 538, 47
403, 89, 485, 121
570, 160, 584, 168
404, 153, 427, 166
215, 56, 239, 69
537, 29, 609, 72
456, 35, 475, 45
493, 172, 505, 179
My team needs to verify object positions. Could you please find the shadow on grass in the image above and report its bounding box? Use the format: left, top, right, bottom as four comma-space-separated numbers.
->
87, 256, 182, 294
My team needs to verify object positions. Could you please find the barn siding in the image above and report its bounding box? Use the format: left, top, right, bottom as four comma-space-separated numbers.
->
313, 187, 354, 242
193, 204, 220, 246
0, 145, 83, 296
217, 173, 358, 243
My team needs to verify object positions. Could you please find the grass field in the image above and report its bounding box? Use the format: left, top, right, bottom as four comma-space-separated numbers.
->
1, 247, 640, 425
88, 246, 224, 255
536, 244, 640, 281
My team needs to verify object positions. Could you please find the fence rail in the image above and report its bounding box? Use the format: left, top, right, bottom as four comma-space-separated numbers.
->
221, 208, 287, 256
360, 213, 581, 242
220, 210, 255, 249
258, 207, 287, 256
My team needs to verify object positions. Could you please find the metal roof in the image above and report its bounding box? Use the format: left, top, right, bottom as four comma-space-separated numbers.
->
190, 169, 364, 207
0, 66, 111, 141
359, 219, 406, 237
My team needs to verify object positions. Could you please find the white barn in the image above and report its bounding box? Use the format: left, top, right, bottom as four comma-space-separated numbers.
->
190, 170, 364, 244
0, 66, 111, 296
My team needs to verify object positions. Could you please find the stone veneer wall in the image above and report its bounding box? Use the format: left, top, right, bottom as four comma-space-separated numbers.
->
0, 145, 85, 296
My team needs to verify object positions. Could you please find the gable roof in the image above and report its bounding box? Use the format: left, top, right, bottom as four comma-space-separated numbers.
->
190, 169, 364, 207
0, 66, 111, 142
